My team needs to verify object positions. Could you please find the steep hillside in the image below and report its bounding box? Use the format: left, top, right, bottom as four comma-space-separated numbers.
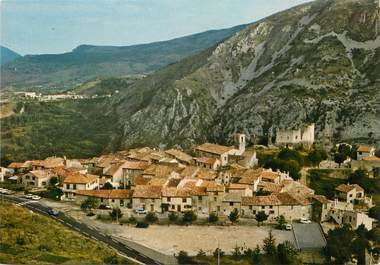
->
114, 0, 380, 148
0, 25, 246, 90
0, 46, 21, 65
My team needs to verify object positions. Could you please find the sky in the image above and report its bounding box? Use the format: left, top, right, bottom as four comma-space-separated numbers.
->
0, 0, 311, 55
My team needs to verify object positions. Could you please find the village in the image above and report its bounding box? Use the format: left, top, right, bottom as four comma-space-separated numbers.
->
1, 124, 379, 263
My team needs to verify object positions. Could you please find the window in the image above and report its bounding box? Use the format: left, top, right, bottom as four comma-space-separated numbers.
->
249, 206, 252, 210
261, 206, 265, 209
101, 198, 104, 202
73, 184, 76, 190
171, 205, 175, 209
168, 197, 171, 202
230, 202, 233, 206
111, 199, 115, 202
182, 198, 187, 203
269, 206, 273, 209
66, 184, 70, 189
214, 197, 217, 202
253, 210, 256, 214
198, 196, 202, 201
269, 210, 274, 214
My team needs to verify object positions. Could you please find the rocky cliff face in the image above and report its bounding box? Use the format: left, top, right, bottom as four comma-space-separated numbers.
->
115, 0, 380, 149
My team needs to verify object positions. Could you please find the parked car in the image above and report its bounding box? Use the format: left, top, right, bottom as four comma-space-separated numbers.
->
285, 224, 292, 230
300, 217, 311, 224
134, 208, 147, 214
48, 209, 59, 216
31, 195, 41, 201
99, 204, 111, 210
24, 194, 34, 199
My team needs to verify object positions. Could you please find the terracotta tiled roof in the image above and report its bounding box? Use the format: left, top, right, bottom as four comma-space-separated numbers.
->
227, 183, 249, 190
31, 160, 44, 167
148, 178, 167, 186
27, 170, 52, 179
336, 184, 364, 193
257, 181, 282, 193
8, 162, 27, 169
76, 189, 133, 199
362, 156, 380, 161
133, 185, 162, 199
242, 195, 282, 206
143, 164, 179, 178
260, 171, 280, 180
237, 168, 263, 184
165, 149, 193, 163
166, 178, 182, 188
180, 166, 200, 178
134, 175, 150, 185
43, 157, 65, 169
63, 173, 97, 184
196, 169, 217, 180
200, 180, 224, 192
196, 143, 234, 155
121, 161, 149, 170
194, 157, 218, 165
357, 145, 375, 153
103, 163, 123, 177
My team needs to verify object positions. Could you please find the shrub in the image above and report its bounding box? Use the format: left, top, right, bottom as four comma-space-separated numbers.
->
196, 249, 206, 257
177, 250, 193, 264
208, 212, 218, 223
128, 216, 137, 224
145, 212, 158, 224
109, 208, 123, 221
228, 208, 239, 223
135, 222, 149, 228
213, 248, 224, 258
168, 212, 178, 223
182, 211, 197, 223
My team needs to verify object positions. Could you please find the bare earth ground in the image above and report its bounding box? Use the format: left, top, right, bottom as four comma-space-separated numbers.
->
41, 199, 294, 256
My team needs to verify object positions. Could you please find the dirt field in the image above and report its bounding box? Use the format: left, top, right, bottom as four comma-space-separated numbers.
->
41, 199, 294, 255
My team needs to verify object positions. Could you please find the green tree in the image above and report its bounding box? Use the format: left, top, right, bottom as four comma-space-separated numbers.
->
308, 149, 327, 167
109, 208, 123, 221
145, 212, 158, 224
325, 224, 355, 264
80, 197, 100, 212
278, 148, 304, 165
277, 241, 299, 264
208, 212, 218, 223
168, 212, 178, 223
196, 249, 206, 257
182, 211, 197, 224
49, 176, 58, 187
334, 152, 346, 168
368, 228, 380, 244
276, 215, 286, 230
228, 208, 239, 223
338, 144, 351, 158
251, 245, 261, 265
177, 250, 193, 264
255, 211, 268, 226
263, 230, 276, 256
102, 182, 113, 190
232, 245, 242, 260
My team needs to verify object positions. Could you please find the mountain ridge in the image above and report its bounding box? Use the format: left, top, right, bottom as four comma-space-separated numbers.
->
0, 46, 21, 65
0, 24, 247, 89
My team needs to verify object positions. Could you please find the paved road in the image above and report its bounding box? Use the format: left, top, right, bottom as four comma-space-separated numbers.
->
1, 194, 162, 265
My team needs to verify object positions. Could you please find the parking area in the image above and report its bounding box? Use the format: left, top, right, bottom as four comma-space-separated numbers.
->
292, 222, 326, 250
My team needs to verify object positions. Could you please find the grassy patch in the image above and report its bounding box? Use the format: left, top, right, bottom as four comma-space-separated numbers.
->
0, 202, 133, 264
308, 170, 346, 199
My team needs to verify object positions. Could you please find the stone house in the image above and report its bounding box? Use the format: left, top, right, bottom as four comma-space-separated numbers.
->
221, 193, 242, 216
8, 161, 31, 175
226, 183, 252, 197
75, 189, 133, 209
356, 145, 376, 160
195, 143, 236, 166
121, 161, 149, 186
61, 173, 99, 200
132, 185, 162, 212
193, 157, 221, 170
22, 170, 53, 188
161, 187, 193, 212
165, 149, 193, 165
241, 193, 312, 221
102, 162, 124, 188
0, 167, 11, 182
335, 184, 365, 204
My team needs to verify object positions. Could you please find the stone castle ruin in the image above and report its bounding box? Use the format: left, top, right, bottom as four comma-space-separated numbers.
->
275, 123, 315, 147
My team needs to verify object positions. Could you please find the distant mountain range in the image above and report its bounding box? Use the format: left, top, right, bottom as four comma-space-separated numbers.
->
0, 24, 247, 89
0, 46, 21, 65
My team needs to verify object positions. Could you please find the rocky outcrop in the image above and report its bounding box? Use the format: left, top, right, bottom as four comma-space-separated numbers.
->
115, 0, 380, 149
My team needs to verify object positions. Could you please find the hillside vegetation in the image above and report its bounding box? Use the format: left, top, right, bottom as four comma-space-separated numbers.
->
0, 203, 131, 264
0, 99, 120, 165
